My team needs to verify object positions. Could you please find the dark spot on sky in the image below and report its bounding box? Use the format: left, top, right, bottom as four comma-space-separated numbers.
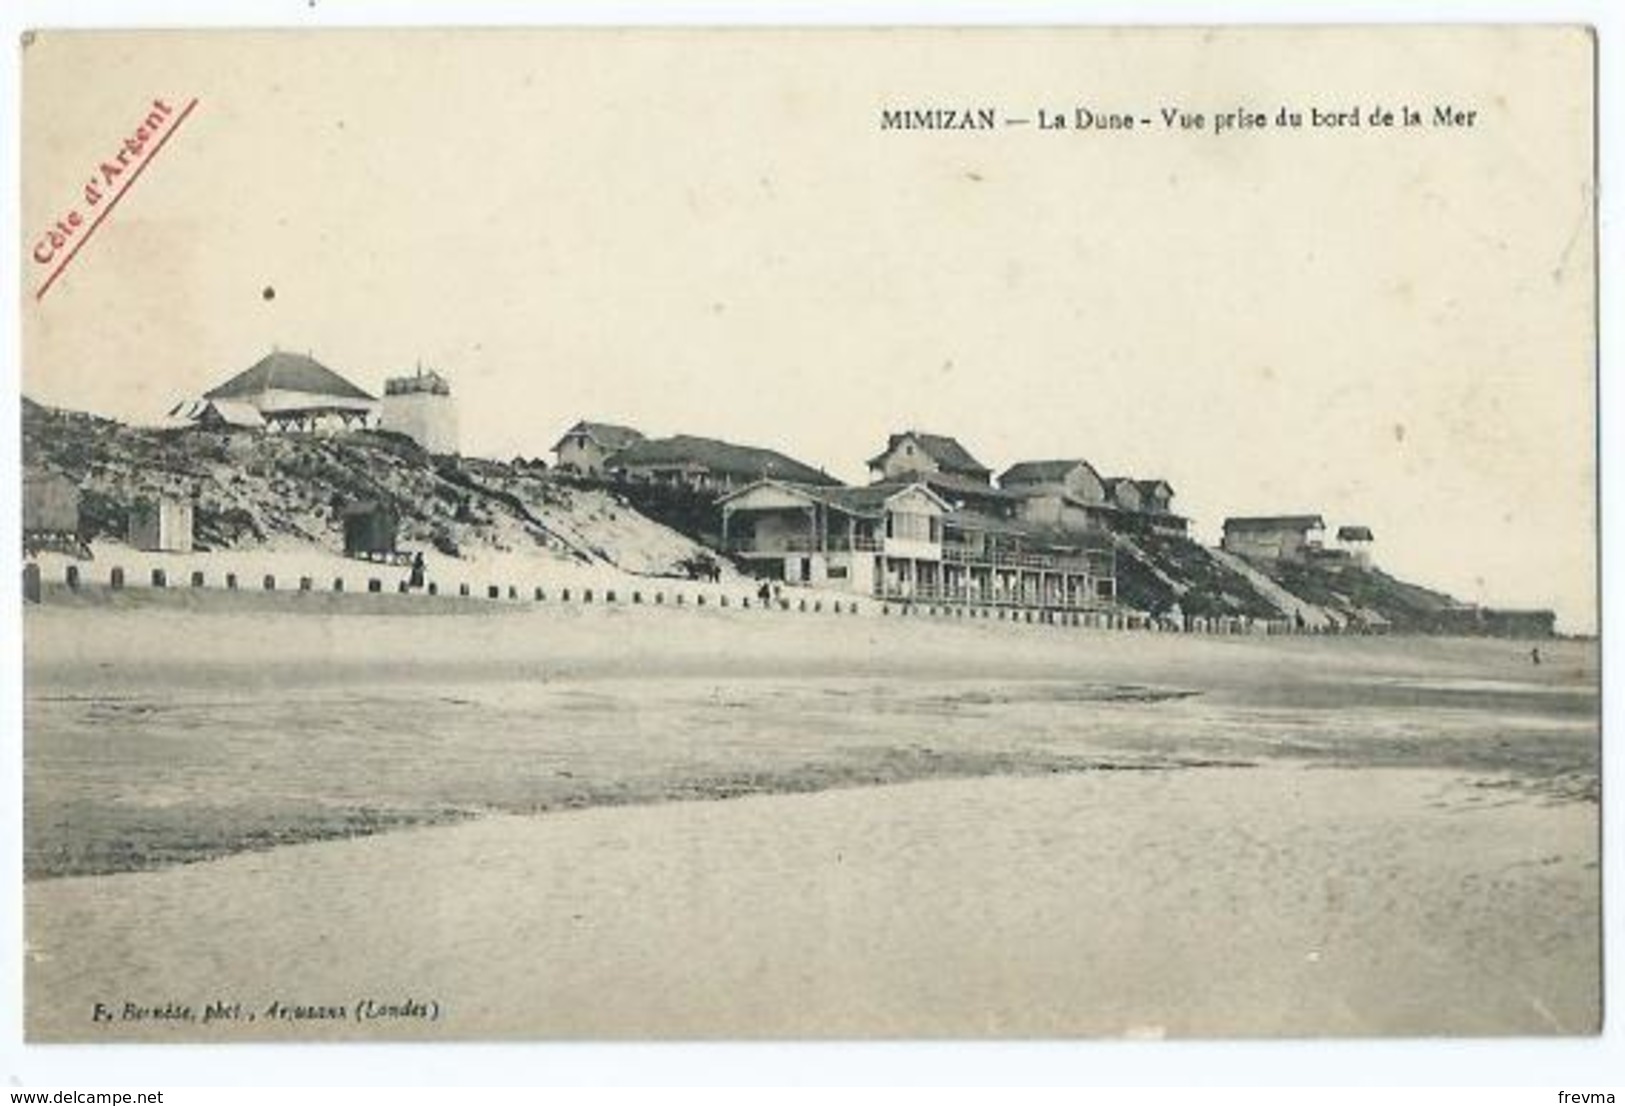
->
262, 286, 276, 301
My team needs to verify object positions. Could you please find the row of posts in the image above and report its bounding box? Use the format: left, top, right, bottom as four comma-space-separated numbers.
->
876, 601, 1292, 635
20, 562, 868, 615
22, 561, 1302, 634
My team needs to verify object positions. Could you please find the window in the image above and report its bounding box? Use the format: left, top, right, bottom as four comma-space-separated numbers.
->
827, 565, 849, 579
888, 510, 935, 542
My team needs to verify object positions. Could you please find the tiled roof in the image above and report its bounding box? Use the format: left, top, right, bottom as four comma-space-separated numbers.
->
913, 471, 1021, 501
206, 351, 375, 402
1000, 459, 1096, 485
868, 431, 991, 477
1224, 514, 1326, 532
555, 420, 644, 452
611, 435, 838, 486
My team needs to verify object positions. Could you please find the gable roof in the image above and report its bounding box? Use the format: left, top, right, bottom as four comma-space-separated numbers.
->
1103, 476, 1143, 506
1136, 479, 1174, 498
868, 431, 990, 477
166, 397, 266, 429
610, 435, 838, 486
884, 471, 1023, 507
719, 479, 951, 516
206, 351, 375, 402
999, 459, 1101, 487
1224, 514, 1326, 532
553, 420, 645, 453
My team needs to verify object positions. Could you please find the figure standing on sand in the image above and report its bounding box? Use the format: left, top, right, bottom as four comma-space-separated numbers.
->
409, 550, 426, 590
1530, 646, 1542, 666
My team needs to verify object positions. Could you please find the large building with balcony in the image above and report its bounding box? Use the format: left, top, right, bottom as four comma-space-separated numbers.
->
718, 478, 1116, 610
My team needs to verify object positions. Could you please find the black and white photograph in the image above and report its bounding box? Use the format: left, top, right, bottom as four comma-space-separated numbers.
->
9, 18, 1608, 1070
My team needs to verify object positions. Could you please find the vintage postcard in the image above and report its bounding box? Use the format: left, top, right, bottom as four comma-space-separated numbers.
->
16, 26, 1598, 1042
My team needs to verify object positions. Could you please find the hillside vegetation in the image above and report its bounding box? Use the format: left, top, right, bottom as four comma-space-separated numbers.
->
21, 400, 722, 578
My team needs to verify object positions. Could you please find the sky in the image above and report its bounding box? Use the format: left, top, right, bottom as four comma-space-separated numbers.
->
19, 27, 1597, 630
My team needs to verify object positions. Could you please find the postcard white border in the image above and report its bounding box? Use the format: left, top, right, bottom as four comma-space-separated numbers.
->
0, 0, 1618, 1089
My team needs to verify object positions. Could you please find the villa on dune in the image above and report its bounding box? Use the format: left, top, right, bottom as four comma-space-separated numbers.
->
539, 422, 1218, 606
716, 430, 1132, 607
718, 478, 1117, 608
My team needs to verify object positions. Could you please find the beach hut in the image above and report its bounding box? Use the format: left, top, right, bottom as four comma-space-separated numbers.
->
23, 472, 80, 540
342, 501, 400, 561
128, 497, 195, 553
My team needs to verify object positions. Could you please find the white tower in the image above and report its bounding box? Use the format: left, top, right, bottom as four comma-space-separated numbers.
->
380, 365, 459, 454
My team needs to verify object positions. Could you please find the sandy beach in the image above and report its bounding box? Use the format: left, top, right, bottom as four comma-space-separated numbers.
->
23, 598, 1601, 1039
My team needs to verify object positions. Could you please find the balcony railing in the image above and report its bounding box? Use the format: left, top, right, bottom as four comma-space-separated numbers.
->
724, 534, 1113, 575
942, 543, 1113, 574
725, 534, 882, 554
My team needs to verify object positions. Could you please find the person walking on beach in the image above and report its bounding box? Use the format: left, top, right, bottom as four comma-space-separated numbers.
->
1530, 646, 1542, 666
409, 551, 426, 590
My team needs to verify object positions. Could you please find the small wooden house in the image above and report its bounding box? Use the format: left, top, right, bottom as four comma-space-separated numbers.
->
1222, 514, 1327, 561
128, 497, 195, 553
867, 431, 993, 485
552, 420, 645, 477
22, 472, 80, 538
342, 501, 400, 560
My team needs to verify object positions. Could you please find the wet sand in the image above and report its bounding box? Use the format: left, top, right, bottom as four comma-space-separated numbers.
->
23, 600, 1601, 1039
25, 767, 1598, 1040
